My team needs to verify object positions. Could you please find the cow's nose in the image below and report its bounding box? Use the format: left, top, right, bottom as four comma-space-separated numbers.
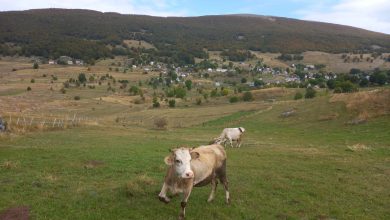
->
185, 171, 194, 178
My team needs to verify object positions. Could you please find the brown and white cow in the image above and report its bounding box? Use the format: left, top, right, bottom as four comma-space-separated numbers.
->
158, 144, 229, 219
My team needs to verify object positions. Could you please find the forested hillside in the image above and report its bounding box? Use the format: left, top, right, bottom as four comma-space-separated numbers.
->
1, 9, 390, 63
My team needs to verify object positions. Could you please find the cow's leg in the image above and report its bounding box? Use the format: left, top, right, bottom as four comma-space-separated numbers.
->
179, 184, 193, 220
158, 183, 170, 203
237, 138, 241, 148
229, 138, 233, 148
221, 176, 230, 204
218, 162, 230, 204
207, 175, 218, 202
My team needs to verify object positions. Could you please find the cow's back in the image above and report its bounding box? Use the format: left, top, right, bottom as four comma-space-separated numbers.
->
191, 144, 226, 186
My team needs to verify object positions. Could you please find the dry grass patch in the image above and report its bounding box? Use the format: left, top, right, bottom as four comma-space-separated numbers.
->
346, 143, 371, 152
0, 160, 20, 169
84, 160, 105, 169
318, 113, 339, 121
330, 89, 390, 120
123, 40, 156, 49
125, 174, 157, 197
252, 87, 292, 101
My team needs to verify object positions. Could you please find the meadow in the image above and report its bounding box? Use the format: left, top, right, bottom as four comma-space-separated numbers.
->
1, 91, 389, 219
0, 57, 389, 219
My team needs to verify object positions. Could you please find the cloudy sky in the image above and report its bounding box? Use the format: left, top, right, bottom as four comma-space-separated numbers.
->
1, 0, 390, 34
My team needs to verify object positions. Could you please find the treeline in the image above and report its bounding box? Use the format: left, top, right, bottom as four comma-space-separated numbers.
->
277, 54, 303, 61
221, 50, 254, 62
1, 9, 390, 62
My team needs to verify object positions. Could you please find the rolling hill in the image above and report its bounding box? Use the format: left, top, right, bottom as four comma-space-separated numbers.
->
1, 8, 390, 61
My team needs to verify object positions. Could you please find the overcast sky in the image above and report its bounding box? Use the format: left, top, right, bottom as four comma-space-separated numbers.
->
1, 0, 390, 34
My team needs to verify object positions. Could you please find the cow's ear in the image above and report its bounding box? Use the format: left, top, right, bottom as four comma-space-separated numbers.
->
164, 155, 174, 165
190, 151, 200, 160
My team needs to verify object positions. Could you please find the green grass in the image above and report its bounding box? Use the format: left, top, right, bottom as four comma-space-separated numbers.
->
1, 96, 389, 219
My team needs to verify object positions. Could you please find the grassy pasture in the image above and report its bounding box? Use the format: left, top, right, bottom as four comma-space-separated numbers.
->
1, 93, 389, 219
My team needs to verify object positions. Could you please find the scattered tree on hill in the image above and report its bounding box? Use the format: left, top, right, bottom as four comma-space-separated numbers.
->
154, 118, 168, 129
152, 96, 160, 108
78, 73, 87, 84
185, 80, 192, 90
33, 62, 39, 69
129, 85, 140, 95
294, 92, 303, 100
305, 87, 316, 99
229, 96, 239, 103
242, 91, 254, 101
168, 99, 176, 108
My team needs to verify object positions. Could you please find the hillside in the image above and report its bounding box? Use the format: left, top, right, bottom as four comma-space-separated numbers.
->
1, 9, 390, 62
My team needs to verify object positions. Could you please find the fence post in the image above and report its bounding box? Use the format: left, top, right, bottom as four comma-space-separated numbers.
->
52, 118, 56, 127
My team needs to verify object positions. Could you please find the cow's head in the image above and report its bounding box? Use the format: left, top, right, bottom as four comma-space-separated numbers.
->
164, 147, 199, 179
212, 137, 223, 144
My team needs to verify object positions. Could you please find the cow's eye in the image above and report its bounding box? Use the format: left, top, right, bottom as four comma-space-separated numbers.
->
175, 159, 181, 163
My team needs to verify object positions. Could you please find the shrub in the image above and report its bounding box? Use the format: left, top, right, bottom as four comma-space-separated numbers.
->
152, 97, 160, 108
74, 96, 81, 100
305, 87, 316, 99
334, 87, 342, 93
254, 79, 264, 87
154, 118, 168, 129
168, 99, 176, 108
242, 91, 254, 101
196, 98, 202, 105
33, 62, 39, 69
30, 79, 35, 83
229, 96, 239, 103
210, 89, 219, 97
241, 78, 247, 83
27, 86, 32, 91
134, 98, 143, 104
337, 81, 358, 93
185, 80, 192, 90
129, 86, 140, 95
294, 92, 303, 100
78, 73, 87, 83
60, 88, 66, 94
174, 87, 186, 99
221, 88, 229, 96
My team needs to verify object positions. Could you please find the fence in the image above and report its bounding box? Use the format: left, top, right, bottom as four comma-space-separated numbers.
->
1, 113, 99, 133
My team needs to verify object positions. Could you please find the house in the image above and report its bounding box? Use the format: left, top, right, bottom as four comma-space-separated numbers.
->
58, 56, 73, 65
306, 65, 315, 70
215, 82, 221, 87
216, 68, 228, 73
48, 60, 56, 65
75, 60, 84, 65
247, 82, 255, 87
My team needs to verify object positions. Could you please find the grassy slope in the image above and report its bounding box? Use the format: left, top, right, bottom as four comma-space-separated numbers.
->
1, 96, 389, 219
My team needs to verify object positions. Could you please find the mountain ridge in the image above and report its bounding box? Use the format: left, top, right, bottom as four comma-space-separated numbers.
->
0, 8, 389, 62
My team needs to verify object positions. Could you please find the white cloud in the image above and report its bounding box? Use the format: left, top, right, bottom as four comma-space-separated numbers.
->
297, 0, 390, 34
0, 0, 187, 17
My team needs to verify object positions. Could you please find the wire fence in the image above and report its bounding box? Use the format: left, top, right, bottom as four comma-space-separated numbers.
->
0, 113, 99, 133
